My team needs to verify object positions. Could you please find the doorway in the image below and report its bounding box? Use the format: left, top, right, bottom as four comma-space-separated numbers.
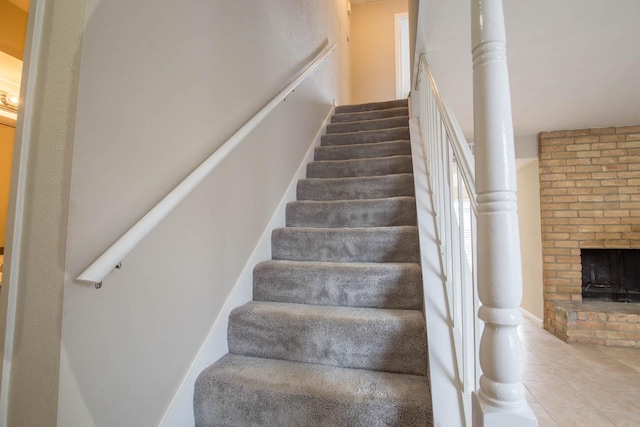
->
394, 12, 410, 100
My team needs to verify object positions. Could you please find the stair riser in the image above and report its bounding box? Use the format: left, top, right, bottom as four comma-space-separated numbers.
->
314, 140, 411, 161
272, 227, 420, 263
286, 198, 417, 228
306, 156, 413, 179
331, 107, 409, 123
335, 99, 408, 114
228, 304, 428, 375
254, 261, 423, 309
326, 116, 409, 134
297, 174, 415, 201
321, 127, 410, 146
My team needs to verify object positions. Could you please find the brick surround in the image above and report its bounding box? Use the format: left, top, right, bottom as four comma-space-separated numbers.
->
538, 125, 640, 348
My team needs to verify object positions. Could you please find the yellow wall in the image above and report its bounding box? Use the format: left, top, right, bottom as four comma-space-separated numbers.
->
0, 0, 27, 249
517, 160, 544, 320
0, 0, 28, 60
0, 124, 14, 248
350, 0, 408, 104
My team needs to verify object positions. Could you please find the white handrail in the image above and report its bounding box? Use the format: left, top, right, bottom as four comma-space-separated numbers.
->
77, 42, 337, 287
416, 54, 476, 210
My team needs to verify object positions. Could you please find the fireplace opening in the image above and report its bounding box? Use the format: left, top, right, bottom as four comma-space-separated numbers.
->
581, 249, 640, 302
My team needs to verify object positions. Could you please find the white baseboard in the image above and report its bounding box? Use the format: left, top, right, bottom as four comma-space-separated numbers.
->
520, 307, 543, 328
159, 108, 333, 427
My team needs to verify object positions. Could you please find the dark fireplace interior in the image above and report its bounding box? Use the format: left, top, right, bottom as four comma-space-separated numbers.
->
581, 249, 640, 302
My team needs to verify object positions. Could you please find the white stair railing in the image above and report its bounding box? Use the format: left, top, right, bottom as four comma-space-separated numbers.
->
414, 1, 538, 425
414, 53, 481, 417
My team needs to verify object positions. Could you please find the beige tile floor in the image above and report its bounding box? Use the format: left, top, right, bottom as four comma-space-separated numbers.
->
519, 317, 640, 426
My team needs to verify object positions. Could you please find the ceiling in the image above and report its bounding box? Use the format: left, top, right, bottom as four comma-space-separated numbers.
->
417, 0, 640, 139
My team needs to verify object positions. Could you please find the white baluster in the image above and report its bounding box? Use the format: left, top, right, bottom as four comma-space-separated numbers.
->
470, 0, 537, 425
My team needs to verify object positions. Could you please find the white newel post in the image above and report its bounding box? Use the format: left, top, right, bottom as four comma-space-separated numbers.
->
470, 0, 537, 425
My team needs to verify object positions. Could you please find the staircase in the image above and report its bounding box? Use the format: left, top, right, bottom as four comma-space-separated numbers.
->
194, 99, 433, 426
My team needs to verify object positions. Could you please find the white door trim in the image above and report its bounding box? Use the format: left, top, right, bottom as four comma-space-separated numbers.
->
0, 0, 46, 423
394, 12, 410, 100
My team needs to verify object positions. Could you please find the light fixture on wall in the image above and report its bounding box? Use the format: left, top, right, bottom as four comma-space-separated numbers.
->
0, 51, 23, 125
0, 91, 19, 113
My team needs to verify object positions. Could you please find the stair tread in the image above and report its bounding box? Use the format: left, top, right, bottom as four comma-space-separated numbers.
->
306, 155, 413, 179
326, 116, 409, 134
253, 260, 423, 310
335, 99, 408, 114
195, 354, 432, 427
272, 226, 420, 263
256, 259, 421, 269
331, 107, 409, 123
233, 300, 425, 322
297, 173, 415, 201
286, 197, 417, 228
228, 301, 428, 375
314, 140, 411, 161
321, 127, 410, 146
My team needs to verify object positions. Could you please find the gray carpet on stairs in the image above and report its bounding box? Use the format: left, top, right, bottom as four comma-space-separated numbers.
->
253, 260, 423, 309
286, 197, 417, 228
321, 127, 410, 146
331, 106, 409, 123
306, 155, 413, 178
314, 140, 411, 161
194, 98, 433, 426
195, 354, 431, 427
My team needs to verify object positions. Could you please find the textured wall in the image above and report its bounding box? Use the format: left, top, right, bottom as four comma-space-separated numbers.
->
58, 1, 351, 425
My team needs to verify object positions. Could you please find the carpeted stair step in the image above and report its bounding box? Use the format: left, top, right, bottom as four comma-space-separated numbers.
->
321, 127, 410, 146
314, 140, 411, 161
306, 155, 412, 179
331, 107, 409, 123
297, 174, 415, 201
286, 197, 417, 228
335, 99, 408, 114
253, 260, 423, 310
195, 97, 432, 426
271, 226, 419, 263
228, 301, 428, 375
326, 116, 409, 134
194, 354, 432, 427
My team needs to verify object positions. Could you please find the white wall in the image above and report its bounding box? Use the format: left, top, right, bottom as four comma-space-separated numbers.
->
1, 0, 351, 425
517, 160, 544, 321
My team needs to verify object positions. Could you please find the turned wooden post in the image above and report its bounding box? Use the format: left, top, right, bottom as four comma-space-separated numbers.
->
470, 0, 537, 425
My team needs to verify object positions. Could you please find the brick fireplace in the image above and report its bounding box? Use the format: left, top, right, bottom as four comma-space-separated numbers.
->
538, 125, 640, 348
